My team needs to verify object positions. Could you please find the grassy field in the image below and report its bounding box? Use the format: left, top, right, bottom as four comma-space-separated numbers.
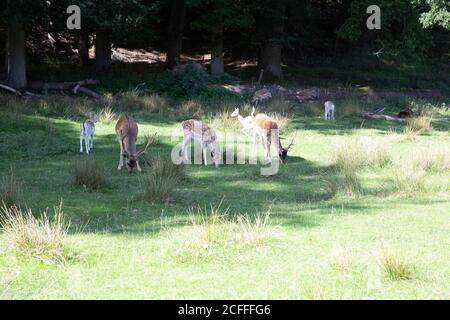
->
0, 76, 449, 299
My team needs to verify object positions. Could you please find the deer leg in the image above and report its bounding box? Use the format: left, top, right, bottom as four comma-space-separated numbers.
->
90, 131, 94, 149
80, 135, 84, 154
118, 138, 124, 170
181, 136, 191, 162
85, 135, 90, 155
203, 145, 208, 166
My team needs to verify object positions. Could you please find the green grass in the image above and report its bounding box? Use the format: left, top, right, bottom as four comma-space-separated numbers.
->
0, 90, 449, 299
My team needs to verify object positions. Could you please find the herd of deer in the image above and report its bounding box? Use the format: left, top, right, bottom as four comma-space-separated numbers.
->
80, 101, 337, 173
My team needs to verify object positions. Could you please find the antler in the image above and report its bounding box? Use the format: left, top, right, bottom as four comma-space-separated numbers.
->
285, 131, 297, 150
137, 133, 158, 157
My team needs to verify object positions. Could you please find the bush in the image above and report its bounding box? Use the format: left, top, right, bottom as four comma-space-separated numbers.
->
72, 159, 107, 191
0, 169, 18, 208
0, 202, 69, 264
141, 156, 185, 202
162, 62, 211, 97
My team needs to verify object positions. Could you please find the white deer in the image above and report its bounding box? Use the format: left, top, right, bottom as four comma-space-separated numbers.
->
80, 113, 98, 155
181, 119, 221, 167
324, 101, 335, 120
230, 106, 255, 136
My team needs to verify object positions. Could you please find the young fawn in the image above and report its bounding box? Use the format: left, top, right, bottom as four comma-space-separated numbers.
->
80, 113, 98, 155
181, 119, 221, 167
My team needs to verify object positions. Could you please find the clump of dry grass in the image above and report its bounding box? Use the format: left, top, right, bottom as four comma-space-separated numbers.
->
120, 92, 168, 113
334, 136, 391, 172
141, 156, 185, 203
265, 97, 294, 114
392, 163, 448, 194
211, 109, 242, 132
403, 115, 433, 142
0, 202, 69, 264
177, 202, 272, 259
339, 98, 364, 117
71, 159, 107, 191
326, 171, 363, 197
98, 106, 118, 124
177, 100, 204, 119
412, 148, 450, 173
0, 169, 19, 208
378, 247, 413, 281
331, 244, 353, 271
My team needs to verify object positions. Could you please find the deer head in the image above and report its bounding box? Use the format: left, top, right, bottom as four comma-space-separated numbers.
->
279, 131, 296, 162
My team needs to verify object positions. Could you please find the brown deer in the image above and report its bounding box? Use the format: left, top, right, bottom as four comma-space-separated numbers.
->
115, 115, 152, 173
252, 113, 295, 164
398, 107, 416, 119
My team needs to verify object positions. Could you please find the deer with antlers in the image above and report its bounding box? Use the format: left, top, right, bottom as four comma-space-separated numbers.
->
230, 106, 255, 136
181, 119, 221, 167
115, 115, 153, 173
251, 113, 295, 164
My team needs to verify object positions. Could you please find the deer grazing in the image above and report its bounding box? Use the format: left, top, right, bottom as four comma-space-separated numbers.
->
252, 113, 295, 164
115, 115, 153, 173
324, 101, 335, 120
181, 119, 221, 167
80, 113, 98, 155
230, 106, 255, 136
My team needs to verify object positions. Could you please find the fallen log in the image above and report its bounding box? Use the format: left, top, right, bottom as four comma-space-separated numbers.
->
74, 86, 101, 99
0, 84, 22, 96
363, 112, 406, 122
28, 79, 99, 91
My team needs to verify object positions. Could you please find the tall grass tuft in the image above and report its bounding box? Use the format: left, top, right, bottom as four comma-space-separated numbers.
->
392, 163, 448, 194
413, 148, 450, 173
0, 169, 18, 208
403, 115, 432, 142
141, 156, 185, 202
378, 247, 413, 281
71, 159, 107, 191
211, 109, 242, 132
98, 106, 117, 124
181, 201, 272, 259
177, 100, 204, 120
333, 136, 391, 172
0, 202, 69, 264
326, 171, 363, 197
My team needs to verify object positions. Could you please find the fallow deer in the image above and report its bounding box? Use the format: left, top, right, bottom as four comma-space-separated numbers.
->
181, 119, 221, 167
230, 106, 255, 136
115, 115, 152, 173
324, 101, 335, 120
252, 88, 272, 105
252, 113, 295, 164
398, 107, 416, 119
80, 113, 98, 155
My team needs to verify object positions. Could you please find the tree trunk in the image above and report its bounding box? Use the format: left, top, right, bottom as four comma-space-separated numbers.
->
258, 2, 286, 80
78, 33, 90, 66
95, 32, 111, 71
210, 17, 224, 77
166, 0, 186, 67
6, 17, 27, 89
